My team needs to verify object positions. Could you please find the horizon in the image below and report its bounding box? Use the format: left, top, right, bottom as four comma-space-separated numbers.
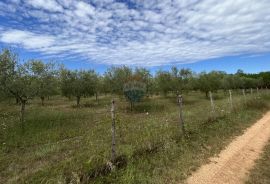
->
0, 0, 270, 74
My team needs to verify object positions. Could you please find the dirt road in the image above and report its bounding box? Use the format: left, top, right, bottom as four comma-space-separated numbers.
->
186, 111, 270, 184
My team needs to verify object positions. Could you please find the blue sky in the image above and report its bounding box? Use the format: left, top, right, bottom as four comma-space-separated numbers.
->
0, 0, 270, 74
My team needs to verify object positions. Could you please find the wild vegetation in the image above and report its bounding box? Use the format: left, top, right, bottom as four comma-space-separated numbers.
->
1, 48, 270, 183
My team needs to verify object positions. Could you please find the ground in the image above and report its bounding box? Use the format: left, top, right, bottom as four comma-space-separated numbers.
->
0, 91, 270, 183
246, 140, 270, 184
186, 111, 270, 184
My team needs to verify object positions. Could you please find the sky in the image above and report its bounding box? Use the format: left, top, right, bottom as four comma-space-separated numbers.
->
0, 0, 270, 74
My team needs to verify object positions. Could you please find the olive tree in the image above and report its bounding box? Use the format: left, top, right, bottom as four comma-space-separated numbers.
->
103, 66, 132, 95
0, 49, 37, 127
156, 70, 172, 96
60, 69, 97, 106
170, 67, 183, 95
197, 71, 223, 97
123, 80, 146, 111
27, 60, 59, 106
134, 67, 152, 96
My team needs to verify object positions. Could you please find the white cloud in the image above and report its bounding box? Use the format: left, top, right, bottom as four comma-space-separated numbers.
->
26, 0, 63, 12
0, 30, 55, 49
0, 0, 270, 66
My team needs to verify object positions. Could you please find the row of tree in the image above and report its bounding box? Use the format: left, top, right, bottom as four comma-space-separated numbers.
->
1, 49, 270, 123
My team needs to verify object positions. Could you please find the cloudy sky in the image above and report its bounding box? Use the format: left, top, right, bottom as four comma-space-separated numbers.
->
0, 0, 270, 73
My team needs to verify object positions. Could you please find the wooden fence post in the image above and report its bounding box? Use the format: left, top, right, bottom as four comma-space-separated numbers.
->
178, 95, 185, 134
111, 99, 116, 161
209, 91, 215, 116
242, 89, 246, 105
229, 90, 233, 111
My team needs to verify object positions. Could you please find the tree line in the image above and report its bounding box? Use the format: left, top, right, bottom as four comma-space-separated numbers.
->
1, 49, 270, 124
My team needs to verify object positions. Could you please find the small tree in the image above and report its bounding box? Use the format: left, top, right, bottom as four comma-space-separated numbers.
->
134, 67, 152, 96
197, 71, 223, 97
170, 67, 183, 95
27, 60, 59, 106
60, 69, 97, 106
123, 80, 146, 111
104, 66, 132, 96
0, 49, 37, 128
156, 70, 172, 96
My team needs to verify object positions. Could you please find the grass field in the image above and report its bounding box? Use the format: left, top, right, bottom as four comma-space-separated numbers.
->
0, 90, 270, 183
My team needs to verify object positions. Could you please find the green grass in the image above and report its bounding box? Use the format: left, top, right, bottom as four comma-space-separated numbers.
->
0, 90, 270, 183
246, 140, 270, 184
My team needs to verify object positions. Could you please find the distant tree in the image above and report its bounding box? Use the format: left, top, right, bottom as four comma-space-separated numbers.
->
236, 69, 245, 76
180, 68, 194, 91
197, 71, 223, 97
0, 49, 37, 127
60, 69, 97, 106
170, 67, 182, 95
242, 77, 258, 89
156, 70, 172, 96
104, 66, 132, 95
134, 67, 152, 96
259, 72, 270, 88
221, 75, 244, 90
124, 80, 146, 111
94, 76, 102, 102
27, 60, 59, 106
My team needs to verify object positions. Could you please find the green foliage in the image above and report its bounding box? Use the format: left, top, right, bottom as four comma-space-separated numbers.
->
0, 49, 37, 101
124, 81, 146, 110
221, 74, 244, 90
197, 71, 224, 96
134, 67, 152, 95
156, 70, 173, 96
103, 66, 132, 95
26, 60, 59, 105
60, 69, 98, 106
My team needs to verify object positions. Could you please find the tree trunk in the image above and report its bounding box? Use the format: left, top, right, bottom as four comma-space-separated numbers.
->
76, 96, 81, 107
205, 91, 209, 98
41, 96, 45, 106
16, 97, 19, 105
20, 100, 26, 130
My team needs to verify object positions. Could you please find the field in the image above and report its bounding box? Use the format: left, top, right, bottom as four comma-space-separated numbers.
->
1, 90, 270, 183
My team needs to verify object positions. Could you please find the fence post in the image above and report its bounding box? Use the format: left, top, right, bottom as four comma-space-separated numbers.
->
209, 91, 215, 116
111, 99, 116, 161
229, 90, 233, 111
257, 87, 259, 96
242, 89, 246, 105
251, 88, 253, 95
178, 95, 185, 134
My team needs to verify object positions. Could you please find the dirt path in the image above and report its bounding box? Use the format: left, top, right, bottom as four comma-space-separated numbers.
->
186, 111, 270, 184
